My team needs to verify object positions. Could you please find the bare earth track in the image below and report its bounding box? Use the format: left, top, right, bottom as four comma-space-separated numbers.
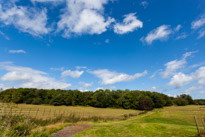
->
51, 125, 92, 137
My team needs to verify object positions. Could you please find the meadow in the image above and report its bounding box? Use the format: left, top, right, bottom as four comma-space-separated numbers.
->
0, 103, 140, 137
75, 105, 205, 137
0, 103, 140, 120
0, 103, 204, 137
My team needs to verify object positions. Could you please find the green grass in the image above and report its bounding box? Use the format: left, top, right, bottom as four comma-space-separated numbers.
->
75, 105, 204, 137
1, 103, 204, 137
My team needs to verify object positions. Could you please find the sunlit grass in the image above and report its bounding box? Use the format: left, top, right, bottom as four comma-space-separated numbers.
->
1, 103, 204, 137
75, 105, 205, 137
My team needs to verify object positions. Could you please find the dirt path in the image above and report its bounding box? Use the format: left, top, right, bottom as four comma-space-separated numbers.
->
51, 124, 92, 137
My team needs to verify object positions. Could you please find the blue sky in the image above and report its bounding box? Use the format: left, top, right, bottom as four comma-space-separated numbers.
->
0, 0, 205, 99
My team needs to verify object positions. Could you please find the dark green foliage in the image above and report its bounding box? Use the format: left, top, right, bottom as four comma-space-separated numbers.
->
93, 89, 112, 108
151, 92, 166, 108
119, 91, 140, 109
0, 88, 198, 110
175, 97, 188, 106
32, 97, 43, 105
174, 94, 194, 106
179, 94, 194, 105
194, 99, 205, 105
138, 96, 154, 110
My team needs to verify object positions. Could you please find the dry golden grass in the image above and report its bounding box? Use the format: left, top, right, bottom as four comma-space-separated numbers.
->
45, 122, 69, 131
0, 103, 140, 120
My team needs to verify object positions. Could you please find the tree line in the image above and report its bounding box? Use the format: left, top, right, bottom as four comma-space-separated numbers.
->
0, 88, 204, 110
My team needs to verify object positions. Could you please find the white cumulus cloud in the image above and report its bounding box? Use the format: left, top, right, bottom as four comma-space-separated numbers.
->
0, 2, 49, 36
89, 69, 147, 85
57, 0, 114, 37
149, 86, 157, 91
79, 81, 93, 88
162, 51, 196, 78
0, 63, 71, 89
114, 13, 143, 34
168, 66, 205, 89
61, 70, 84, 78
168, 72, 193, 89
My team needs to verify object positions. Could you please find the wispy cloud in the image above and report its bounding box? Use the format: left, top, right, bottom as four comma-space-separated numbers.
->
150, 69, 162, 79
50, 67, 64, 71
0, 62, 71, 89
191, 14, 205, 39
31, 0, 64, 3
191, 14, 205, 30
185, 86, 203, 94
140, 1, 148, 9
8, 50, 26, 54
79, 81, 93, 88
114, 13, 143, 34
0, 31, 10, 40
176, 33, 187, 40
197, 29, 205, 39
141, 25, 172, 45
61, 70, 84, 78
76, 66, 87, 70
162, 51, 196, 78
148, 86, 157, 91
105, 39, 109, 43
0, 2, 50, 36
89, 69, 147, 85
175, 24, 182, 32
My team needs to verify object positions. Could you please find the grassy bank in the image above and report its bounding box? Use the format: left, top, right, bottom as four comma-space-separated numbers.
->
0, 104, 204, 137
0, 115, 71, 137
75, 105, 205, 137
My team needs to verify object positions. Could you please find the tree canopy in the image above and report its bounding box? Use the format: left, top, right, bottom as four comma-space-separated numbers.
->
0, 88, 201, 110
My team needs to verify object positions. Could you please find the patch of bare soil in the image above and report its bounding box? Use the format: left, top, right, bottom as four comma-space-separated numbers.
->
51, 124, 92, 137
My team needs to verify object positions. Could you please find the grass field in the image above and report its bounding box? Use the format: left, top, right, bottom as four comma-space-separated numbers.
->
75, 105, 205, 137
0, 103, 140, 120
1, 103, 204, 136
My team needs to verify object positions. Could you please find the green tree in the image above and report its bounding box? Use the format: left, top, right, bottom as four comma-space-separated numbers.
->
151, 92, 166, 108
180, 94, 194, 105
138, 96, 154, 110
93, 89, 112, 108
175, 97, 188, 106
12, 88, 26, 103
